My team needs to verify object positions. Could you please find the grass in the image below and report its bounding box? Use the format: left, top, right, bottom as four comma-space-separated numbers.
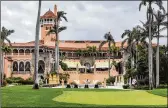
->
1, 85, 167, 107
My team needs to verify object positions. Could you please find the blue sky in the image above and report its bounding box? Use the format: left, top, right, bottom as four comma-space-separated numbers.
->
1, 1, 167, 45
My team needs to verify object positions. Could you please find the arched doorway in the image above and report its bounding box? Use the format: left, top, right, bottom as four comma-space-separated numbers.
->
38, 60, 45, 74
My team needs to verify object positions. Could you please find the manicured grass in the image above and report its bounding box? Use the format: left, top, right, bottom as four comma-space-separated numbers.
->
1, 85, 167, 107
147, 89, 167, 97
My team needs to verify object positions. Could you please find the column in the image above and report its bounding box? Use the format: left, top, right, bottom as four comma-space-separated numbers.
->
104, 78, 106, 88
94, 64, 96, 73
61, 79, 64, 88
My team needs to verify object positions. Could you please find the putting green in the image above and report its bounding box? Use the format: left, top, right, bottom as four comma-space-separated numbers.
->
53, 91, 167, 105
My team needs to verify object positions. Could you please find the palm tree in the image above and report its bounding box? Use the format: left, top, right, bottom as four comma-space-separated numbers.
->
152, 10, 167, 88
139, 0, 165, 90
47, 11, 68, 74
99, 32, 115, 77
33, 0, 41, 89
0, 26, 14, 86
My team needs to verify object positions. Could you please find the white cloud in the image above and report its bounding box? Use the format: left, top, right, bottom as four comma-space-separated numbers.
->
1, 1, 167, 45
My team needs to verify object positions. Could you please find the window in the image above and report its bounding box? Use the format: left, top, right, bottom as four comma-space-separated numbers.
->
25, 49, 30, 55
44, 19, 46, 21
50, 19, 52, 21
13, 61, 18, 71
19, 49, 24, 55
19, 62, 24, 71
47, 19, 49, 21
25, 62, 31, 71
46, 27, 48, 30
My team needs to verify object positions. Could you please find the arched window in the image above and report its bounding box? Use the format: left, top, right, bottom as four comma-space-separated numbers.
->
25, 62, 31, 71
13, 61, 18, 71
13, 49, 18, 55
39, 49, 43, 53
19, 49, 24, 55
38, 60, 45, 73
25, 49, 30, 55
31, 49, 34, 53
19, 62, 24, 71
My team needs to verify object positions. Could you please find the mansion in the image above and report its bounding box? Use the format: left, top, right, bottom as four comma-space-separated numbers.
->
3, 5, 128, 84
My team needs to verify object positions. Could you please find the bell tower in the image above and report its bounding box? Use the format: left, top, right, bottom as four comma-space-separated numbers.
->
40, 4, 57, 46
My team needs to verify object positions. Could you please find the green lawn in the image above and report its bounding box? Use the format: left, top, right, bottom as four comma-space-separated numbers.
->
1, 85, 167, 107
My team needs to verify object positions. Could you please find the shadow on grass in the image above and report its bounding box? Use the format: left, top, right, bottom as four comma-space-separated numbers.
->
146, 89, 167, 97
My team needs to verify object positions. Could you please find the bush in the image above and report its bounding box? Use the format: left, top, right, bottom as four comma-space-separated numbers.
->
84, 85, 89, 88
134, 85, 149, 90
123, 84, 130, 89
157, 84, 167, 89
74, 84, 78, 88
6, 77, 33, 85
66, 84, 71, 88
106, 76, 115, 85
94, 84, 99, 88
6, 77, 24, 84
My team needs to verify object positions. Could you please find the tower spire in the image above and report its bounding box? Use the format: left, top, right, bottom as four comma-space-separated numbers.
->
54, 4, 57, 16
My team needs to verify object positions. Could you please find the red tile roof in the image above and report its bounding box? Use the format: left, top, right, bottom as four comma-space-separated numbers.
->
40, 9, 56, 19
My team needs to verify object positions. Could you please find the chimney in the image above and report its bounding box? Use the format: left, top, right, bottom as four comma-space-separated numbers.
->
54, 4, 57, 16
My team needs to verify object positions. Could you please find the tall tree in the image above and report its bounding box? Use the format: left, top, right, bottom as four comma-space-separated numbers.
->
152, 10, 167, 88
139, 0, 165, 90
33, 0, 41, 89
99, 32, 115, 77
0, 27, 14, 86
47, 11, 67, 74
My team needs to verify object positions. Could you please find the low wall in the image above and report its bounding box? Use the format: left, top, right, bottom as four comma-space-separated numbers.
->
64, 71, 110, 84
12, 74, 32, 80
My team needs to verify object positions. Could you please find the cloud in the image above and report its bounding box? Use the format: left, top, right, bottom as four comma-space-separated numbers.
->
1, 1, 167, 45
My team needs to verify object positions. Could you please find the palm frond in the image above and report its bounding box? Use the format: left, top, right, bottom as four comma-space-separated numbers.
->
46, 29, 56, 36
121, 30, 131, 38
58, 26, 67, 33
139, 1, 146, 11
99, 41, 107, 51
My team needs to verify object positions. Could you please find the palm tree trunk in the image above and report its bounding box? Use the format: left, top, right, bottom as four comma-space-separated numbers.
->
0, 42, 2, 87
156, 25, 160, 88
148, 4, 153, 90
108, 42, 111, 77
33, 0, 41, 89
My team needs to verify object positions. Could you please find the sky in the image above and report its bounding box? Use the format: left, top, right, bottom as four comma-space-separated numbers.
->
1, 1, 167, 45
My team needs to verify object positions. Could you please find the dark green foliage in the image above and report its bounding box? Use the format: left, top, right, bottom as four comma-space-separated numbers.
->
59, 73, 70, 83
94, 85, 99, 88
6, 77, 24, 84
122, 84, 130, 89
60, 61, 68, 71
6, 77, 33, 85
66, 84, 71, 88
134, 85, 149, 90
106, 76, 115, 85
84, 85, 89, 88
74, 84, 78, 88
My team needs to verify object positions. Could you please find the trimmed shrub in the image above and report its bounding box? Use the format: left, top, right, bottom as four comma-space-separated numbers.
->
134, 85, 149, 90
6, 77, 24, 84
157, 84, 167, 89
74, 84, 78, 88
84, 85, 89, 88
106, 76, 115, 85
123, 84, 130, 89
66, 84, 71, 88
94, 84, 99, 88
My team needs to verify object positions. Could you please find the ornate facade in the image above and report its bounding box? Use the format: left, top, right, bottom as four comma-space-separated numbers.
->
4, 5, 128, 84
